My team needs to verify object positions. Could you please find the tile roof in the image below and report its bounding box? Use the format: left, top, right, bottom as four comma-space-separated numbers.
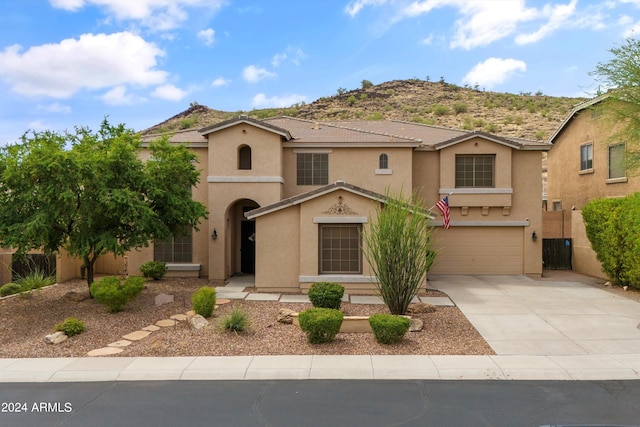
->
140, 129, 207, 144
200, 116, 292, 139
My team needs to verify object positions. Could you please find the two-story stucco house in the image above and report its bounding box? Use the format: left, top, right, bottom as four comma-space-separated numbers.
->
546, 95, 640, 278
37, 114, 548, 292
120, 114, 548, 293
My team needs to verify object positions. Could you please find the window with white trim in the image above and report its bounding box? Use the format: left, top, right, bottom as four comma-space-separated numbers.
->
580, 143, 593, 171
608, 143, 625, 179
319, 224, 361, 274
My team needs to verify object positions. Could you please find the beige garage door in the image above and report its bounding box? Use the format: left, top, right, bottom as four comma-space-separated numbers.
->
430, 227, 524, 275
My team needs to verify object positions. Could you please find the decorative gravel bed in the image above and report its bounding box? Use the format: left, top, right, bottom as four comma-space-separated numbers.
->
0, 277, 494, 358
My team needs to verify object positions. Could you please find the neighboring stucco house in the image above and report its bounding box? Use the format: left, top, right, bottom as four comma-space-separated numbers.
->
546, 95, 640, 278
11, 114, 548, 291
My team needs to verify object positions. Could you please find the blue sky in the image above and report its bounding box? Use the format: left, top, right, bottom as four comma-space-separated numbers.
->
1, 0, 639, 145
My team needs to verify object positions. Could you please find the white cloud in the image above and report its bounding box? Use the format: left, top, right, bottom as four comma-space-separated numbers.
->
211, 77, 231, 87
345, 0, 389, 17
420, 34, 434, 45
0, 32, 167, 98
462, 57, 526, 89
49, 0, 225, 31
197, 28, 215, 46
26, 120, 50, 131
242, 65, 276, 83
271, 46, 307, 67
251, 93, 307, 108
151, 84, 188, 101
101, 85, 139, 105
37, 102, 71, 114
515, 0, 577, 45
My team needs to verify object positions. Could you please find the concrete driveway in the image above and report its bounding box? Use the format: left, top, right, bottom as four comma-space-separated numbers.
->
429, 274, 640, 357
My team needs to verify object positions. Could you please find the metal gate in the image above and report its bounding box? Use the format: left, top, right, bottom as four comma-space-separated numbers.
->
542, 238, 572, 270
12, 254, 57, 281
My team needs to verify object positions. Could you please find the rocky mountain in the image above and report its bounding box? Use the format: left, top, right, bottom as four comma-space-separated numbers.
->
141, 79, 587, 141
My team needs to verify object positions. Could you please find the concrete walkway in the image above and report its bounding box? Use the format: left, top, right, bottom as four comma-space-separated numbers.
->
1, 273, 639, 382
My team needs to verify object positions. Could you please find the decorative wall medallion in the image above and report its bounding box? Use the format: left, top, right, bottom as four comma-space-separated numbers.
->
323, 196, 358, 215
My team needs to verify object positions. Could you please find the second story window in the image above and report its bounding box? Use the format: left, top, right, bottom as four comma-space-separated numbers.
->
455, 154, 495, 188
608, 143, 626, 179
580, 143, 593, 171
379, 153, 389, 169
238, 145, 252, 170
297, 153, 328, 185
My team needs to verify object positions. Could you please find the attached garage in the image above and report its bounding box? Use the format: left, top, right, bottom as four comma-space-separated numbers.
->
430, 226, 524, 275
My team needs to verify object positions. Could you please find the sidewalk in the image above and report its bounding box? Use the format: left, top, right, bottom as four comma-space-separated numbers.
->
1, 273, 639, 382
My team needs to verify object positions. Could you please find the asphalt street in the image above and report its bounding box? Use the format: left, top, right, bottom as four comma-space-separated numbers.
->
1, 380, 639, 427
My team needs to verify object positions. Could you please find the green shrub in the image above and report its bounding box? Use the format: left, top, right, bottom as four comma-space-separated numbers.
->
368, 313, 410, 344
0, 283, 22, 297
361, 79, 373, 89
347, 95, 357, 106
15, 268, 55, 291
90, 276, 145, 313
298, 308, 343, 344
453, 102, 468, 114
55, 317, 86, 337
308, 282, 345, 310
139, 261, 168, 280
192, 287, 217, 317
432, 104, 450, 116
220, 308, 250, 332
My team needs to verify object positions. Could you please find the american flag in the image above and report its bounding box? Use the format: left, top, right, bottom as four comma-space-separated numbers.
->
436, 196, 450, 229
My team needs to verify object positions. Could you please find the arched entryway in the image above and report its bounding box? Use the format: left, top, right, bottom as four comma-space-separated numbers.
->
225, 199, 259, 277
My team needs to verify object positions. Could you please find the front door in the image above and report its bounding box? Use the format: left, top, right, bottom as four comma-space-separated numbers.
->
240, 220, 255, 274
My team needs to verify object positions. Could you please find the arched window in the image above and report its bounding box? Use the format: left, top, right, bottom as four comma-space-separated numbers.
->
238, 145, 252, 170
379, 153, 389, 169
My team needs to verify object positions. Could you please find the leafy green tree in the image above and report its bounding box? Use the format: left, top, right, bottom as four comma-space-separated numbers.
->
0, 119, 208, 289
362, 189, 437, 315
592, 38, 640, 170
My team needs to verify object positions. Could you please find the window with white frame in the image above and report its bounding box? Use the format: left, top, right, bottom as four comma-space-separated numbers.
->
319, 224, 361, 274
580, 143, 593, 171
608, 143, 626, 179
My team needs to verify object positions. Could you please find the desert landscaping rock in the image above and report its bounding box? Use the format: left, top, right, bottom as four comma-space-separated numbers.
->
186, 310, 195, 316
62, 290, 89, 302
123, 330, 152, 341
142, 325, 161, 332
154, 293, 174, 306
44, 331, 68, 344
87, 347, 124, 357
170, 314, 188, 321
188, 314, 209, 330
277, 308, 297, 324
155, 319, 178, 327
216, 298, 231, 305
409, 318, 424, 332
407, 302, 437, 314
108, 340, 132, 348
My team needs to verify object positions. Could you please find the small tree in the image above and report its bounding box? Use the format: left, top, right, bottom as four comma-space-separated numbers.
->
591, 38, 640, 171
362, 189, 437, 315
0, 119, 208, 289
361, 79, 373, 89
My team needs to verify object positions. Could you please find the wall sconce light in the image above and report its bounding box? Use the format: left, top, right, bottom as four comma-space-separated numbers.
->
212, 229, 218, 240
532, 231, 537, 241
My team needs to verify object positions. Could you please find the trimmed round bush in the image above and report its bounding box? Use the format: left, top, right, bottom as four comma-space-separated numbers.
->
90, 276, 145, 313
1, 283, 22, 297
192, 287, 216, 318
55, 317, 86, 337
298, 308, 344, 344
368, 313, 411, 344
308, 282, 345, 310
139, 261, 168, 280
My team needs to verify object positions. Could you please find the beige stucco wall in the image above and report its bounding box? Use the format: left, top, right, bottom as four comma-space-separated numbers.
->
282, 147, 413, 198
571, 210, 606, 279
547, 110, 640, 211
542, 210, 572, 239
254, 189, 380, 292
